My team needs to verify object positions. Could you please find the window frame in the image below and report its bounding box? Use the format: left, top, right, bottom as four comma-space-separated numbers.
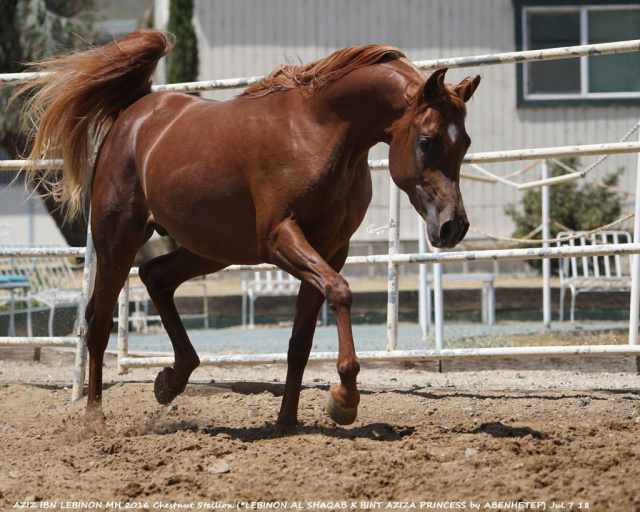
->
513, 0, 640, 107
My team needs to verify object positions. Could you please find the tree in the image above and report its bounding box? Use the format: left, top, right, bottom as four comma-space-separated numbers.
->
505, 158, 624, 272
166, 0, 198, 87
0, 0, 97, 247
162, 0, 198, 251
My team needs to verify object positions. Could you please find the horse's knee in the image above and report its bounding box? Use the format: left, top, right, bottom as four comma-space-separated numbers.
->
325, 275, 352, 311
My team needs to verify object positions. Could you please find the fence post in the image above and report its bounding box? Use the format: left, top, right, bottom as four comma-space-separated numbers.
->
629, 126, 640, 372
542, 160, 552, 328
433, 248, 444, 372
117, 277, 130, 375
387, 180, 400, 351
28, 196, 35, 246
418, 219, 429, 340
72, 213, 95, 402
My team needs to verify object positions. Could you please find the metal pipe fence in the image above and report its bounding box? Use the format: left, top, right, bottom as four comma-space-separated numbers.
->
120, 344, 640, 370
117, 241, 640, 371
4, 140, 640, 173
3, 39, 638, 92
0, 39, 639, 396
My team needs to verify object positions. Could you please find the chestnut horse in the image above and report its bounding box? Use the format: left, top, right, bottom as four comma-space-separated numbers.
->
17, 30, 480, 434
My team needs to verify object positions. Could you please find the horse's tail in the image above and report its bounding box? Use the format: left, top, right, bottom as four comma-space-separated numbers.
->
14, 29, 175, 221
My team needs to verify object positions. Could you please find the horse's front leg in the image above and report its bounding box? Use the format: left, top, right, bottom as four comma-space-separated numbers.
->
267, 222, 359, 429
276, 245, 349, 435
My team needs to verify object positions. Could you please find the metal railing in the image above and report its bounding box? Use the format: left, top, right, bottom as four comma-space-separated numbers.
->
1, 38, 639, 397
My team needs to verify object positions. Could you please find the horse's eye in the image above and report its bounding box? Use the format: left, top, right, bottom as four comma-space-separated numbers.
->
418, 137, 433, 154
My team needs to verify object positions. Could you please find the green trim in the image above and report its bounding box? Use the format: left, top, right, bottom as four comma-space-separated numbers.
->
518, 98, 640, 108
512, 0, 640, 108
513, 0, 639, 7
514, 0, 524, 107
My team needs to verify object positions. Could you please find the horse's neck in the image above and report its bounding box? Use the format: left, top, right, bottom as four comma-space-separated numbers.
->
318, 60, 421, 155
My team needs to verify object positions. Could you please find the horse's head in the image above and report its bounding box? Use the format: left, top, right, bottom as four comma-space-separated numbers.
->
388, 68, 480, 248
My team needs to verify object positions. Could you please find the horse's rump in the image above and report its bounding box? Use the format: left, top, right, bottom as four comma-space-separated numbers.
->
14, 29, 174, 221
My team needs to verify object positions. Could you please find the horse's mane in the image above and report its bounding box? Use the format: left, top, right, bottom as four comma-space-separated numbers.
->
241, 44, 406, 98
438, 84, 468, 116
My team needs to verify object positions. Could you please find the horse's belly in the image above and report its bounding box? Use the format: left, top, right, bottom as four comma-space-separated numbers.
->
146, 180, 262, 265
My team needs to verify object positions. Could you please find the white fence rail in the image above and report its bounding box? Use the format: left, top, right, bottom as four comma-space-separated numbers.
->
3, 39, 639, 93
120, 345, 640, 370
1, 39, 639, 397
4, 140, 640, 189
118, 243, 640, 370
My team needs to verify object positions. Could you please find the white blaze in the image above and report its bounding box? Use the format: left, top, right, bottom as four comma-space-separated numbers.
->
448, 123, 459, 144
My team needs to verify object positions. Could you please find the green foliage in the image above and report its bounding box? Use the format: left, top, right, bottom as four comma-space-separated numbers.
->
163, 0, 198, 249
1, 0, 98, 154
166, 0, 199, 87
505, 158, 624, 272
0, 0, 97, 246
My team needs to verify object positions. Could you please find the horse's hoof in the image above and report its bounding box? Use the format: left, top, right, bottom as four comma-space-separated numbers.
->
326, 391, 358, 425
154, 367, 182, 405
84, 408, 107, 434
275, 420, 299, 437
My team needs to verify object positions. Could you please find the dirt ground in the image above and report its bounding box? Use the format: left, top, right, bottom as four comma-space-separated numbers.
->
1, 348, 639, 512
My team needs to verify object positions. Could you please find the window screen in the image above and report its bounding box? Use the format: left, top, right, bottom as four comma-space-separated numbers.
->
527, 12, 581, 94
588, 9, 640, 93
523, 6, 640, 98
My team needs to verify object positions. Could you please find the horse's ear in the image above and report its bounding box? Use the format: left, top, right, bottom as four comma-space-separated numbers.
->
421, 68, 448, 103
454, 75, 482, 103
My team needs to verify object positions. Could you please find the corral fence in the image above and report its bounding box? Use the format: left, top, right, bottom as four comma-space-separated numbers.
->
1, 38, 640, 402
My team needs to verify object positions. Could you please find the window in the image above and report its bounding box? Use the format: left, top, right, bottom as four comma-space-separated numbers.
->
514, 1, 640, 106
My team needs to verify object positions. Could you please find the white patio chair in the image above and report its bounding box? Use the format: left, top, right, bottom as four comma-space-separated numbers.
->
242, 270, 328, 328
557, 230, 632, 322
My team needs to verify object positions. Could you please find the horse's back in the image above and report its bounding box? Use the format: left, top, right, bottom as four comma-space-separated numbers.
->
96, 89, 371, 264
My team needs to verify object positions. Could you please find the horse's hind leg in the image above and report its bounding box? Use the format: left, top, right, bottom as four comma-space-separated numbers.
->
84, 214, 150, 427
138, 247, 226, 404
276, 281, 325, 434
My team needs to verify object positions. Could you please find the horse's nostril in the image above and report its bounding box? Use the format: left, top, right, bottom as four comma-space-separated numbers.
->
439, 220, 455, 242
460, 220, 470, 241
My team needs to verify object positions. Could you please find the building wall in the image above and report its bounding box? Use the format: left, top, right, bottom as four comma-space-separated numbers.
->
156, 0, 640, 242
0, 185, 67, 247
0, 147, 66, 247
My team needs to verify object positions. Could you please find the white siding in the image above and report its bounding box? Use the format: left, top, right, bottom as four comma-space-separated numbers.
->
156, 0, 640, 241
0, 186, 66, 246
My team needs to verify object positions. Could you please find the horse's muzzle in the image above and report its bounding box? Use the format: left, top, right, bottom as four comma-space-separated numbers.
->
414, 185, 469, 249
426, 212, 469, 249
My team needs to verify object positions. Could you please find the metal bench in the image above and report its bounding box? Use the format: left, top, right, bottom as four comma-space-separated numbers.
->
116, 279, 209, 333
27, 256, 83, 336
0, 252, 82, 336
421, 273, 496, 331
0, 228, 29, 336
557, 230, 632, 322
0, 275, 30, 336
242, 270, 328, 328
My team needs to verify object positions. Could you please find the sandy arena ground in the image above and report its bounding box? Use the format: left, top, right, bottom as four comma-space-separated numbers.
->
1, 347, 639, 512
